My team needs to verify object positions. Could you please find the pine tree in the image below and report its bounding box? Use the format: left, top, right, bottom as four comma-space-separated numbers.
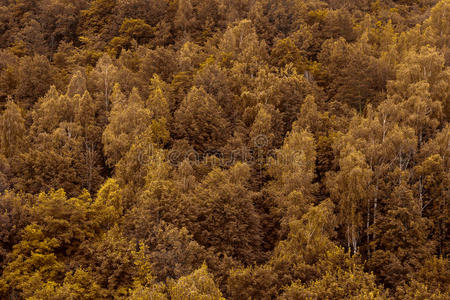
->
174, 86, 230, 153
368, 182, 434, 289
31, 189, 98, 256
80, 226, 141, 298
183, 163, 263, 264
0, 190, 30, 266
0, 224, 64, 299
175, 0, 194, 33
145, 222, 206, 282
168, 263, 224, 300
0, 100, 26, 158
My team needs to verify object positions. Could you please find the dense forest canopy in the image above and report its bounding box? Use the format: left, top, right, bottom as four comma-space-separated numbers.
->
0, 0, 449, 299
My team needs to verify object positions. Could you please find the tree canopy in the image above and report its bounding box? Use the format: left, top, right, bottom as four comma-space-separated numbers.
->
0, 0, 448, 298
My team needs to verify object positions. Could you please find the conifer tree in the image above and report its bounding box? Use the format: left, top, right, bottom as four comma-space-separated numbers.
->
174, 86, 230, 153
0, 100, 26, 158
368, 182, 434, 289
183, 163, 263, 264
168, 263, 224, 300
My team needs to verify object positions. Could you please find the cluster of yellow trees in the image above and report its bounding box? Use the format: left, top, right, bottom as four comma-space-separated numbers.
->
0, 0, 448, 298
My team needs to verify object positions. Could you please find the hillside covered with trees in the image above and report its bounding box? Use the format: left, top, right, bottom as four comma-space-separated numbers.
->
0, 0, 449, 299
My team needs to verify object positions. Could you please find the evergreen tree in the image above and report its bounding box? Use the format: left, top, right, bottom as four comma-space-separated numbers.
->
0, 100, 26, 158
174, 86, 230, 153
168, 263, 224, 300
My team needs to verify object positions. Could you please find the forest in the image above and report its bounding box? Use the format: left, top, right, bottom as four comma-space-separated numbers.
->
0, 0, 448, 299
